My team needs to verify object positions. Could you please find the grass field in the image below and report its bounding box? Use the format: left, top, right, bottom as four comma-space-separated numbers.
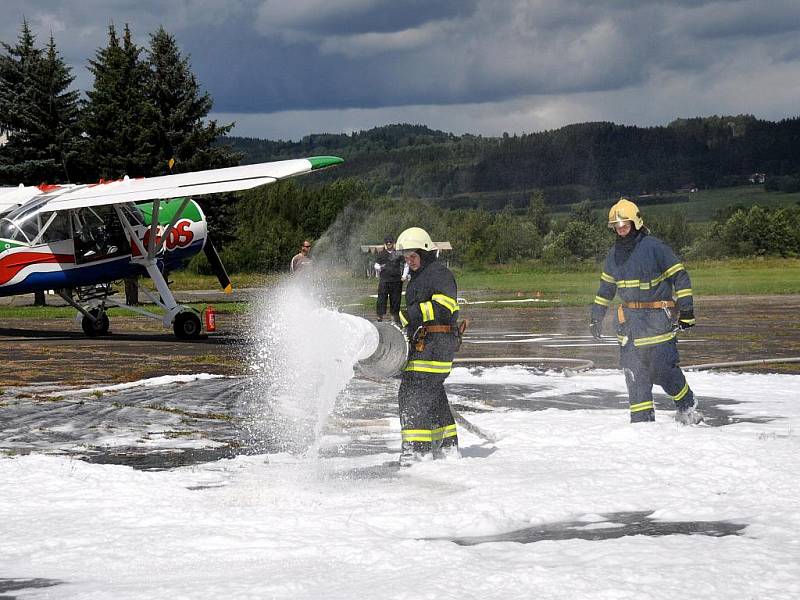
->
547, 185, 800, 222
1, 258, 797, 318
455, 258, 800, 298
637, 186, 800, 222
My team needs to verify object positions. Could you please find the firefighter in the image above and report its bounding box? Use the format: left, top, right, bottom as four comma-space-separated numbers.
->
395, 227, 461, 465
374, 235, 404, 323
589, 198, 701, 425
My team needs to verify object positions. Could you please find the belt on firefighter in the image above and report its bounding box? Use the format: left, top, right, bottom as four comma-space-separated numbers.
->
618, 300, 675, 324
423, 325, 452, 333
623, 300, 676, 309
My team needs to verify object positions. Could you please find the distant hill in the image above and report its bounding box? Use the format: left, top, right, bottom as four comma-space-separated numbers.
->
220, 116, 800, 207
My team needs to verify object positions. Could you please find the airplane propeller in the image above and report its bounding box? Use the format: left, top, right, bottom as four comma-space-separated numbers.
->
203, 239, 232, 293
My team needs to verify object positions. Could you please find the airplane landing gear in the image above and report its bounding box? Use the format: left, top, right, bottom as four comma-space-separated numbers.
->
81, 308, 110, 336
173, 311, 202, 339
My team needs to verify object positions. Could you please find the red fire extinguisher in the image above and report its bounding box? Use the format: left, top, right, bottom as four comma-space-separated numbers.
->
204, 305, 216, 332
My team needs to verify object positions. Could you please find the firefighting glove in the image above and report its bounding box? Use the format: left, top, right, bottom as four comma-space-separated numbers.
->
677, 309, 695, 331
589, 320, 602, 339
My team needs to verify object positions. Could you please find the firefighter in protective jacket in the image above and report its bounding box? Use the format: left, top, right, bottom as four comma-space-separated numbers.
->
395, 227, 461, 465
590, 198, 701, 424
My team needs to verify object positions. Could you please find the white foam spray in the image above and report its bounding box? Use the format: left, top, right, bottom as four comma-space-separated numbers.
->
242, 271, 378, 457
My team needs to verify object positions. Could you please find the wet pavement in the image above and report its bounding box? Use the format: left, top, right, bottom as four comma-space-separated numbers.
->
1, 294, 800, 388
0, 294, 796, 469
0, 367, 777, 471
0, 579, 63, 600
435, 510, 747, 546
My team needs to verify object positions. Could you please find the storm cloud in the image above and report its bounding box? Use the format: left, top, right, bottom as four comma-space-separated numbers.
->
1, 0, 798, 139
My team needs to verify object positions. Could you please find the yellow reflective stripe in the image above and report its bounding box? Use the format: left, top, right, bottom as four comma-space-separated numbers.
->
601, 272, 616, 283
404, 360, 453, 373
680, 317, 696, 325
663, 263, 685, 278
675, 288, 693, 298
432, 293, 459, 313
440, 424, 458, 439
402, 429, 433, 442
399, 311, 408, 327
672, 382, 689, 402
419, 300, 435, 323
402, 424, 459, 442
651, 263, 686, 287
616, 280, 640, 288
420, 301, 435, 322
633, 331, 676, 347
431, 425, 457, 441
616, 265, 688, 291
630, 400, 654, 412
594, 295, 611, 307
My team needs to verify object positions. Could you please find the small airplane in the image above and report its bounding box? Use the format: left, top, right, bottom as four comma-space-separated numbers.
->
0, 156, 343, 338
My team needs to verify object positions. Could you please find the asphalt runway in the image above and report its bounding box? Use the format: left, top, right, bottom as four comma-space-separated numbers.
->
1, 294, 799, 387
1, 294, 797, 470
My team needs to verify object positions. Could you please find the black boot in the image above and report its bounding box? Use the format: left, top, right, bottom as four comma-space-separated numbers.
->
630, 409, 655, 423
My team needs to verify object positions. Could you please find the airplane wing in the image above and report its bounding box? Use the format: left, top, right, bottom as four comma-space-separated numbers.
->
12, 156, 343, 216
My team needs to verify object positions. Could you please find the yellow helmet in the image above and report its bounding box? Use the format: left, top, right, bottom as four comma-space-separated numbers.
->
608, 198, 643, 230
396, 227, 436, 252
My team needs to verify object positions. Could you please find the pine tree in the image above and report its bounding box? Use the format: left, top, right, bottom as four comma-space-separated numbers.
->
82, 23, 158, 180
39, 35, 82, 182
0, 21, 80, 184
146, 26, 239, 174
146, 27, 240, 246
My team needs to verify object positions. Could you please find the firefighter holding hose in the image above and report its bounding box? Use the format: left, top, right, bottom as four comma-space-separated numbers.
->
395, 227, 462, 465
590, 198, 701, 425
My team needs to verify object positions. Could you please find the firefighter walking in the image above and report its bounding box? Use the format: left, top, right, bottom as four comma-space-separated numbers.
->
395, 227, 461, 465
590, 199, 701, 424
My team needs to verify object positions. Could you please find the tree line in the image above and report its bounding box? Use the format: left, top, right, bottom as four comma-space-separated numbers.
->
202, 180, 800, 276
227, 116, 800, 202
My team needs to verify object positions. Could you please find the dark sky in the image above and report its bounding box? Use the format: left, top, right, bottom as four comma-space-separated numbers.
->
2, 0, 799, 140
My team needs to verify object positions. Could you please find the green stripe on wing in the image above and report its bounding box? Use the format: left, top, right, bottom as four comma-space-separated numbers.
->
308, 156, 344, 170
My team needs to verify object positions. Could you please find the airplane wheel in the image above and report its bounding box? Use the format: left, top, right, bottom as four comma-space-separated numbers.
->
81, 309, 110, 337
173, 311, 202, 339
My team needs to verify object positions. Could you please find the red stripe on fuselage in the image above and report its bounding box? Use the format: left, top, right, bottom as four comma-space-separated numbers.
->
0, 252, 75, 285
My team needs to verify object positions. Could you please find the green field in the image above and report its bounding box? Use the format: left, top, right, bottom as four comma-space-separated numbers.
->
1, 258, 797, 319
636, 186, 800, 222
454, 258, 800, 302
547, 185, 800, 222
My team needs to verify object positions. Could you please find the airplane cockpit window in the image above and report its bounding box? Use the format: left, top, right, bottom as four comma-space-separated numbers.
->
0, 217, 31, 243
72, 206, 127, 263
120, 203, 144, 226
0, 205, 18, 219
18, 213, 41, 241
2, 197, 51, 244
4, 195, 50, 224
39, 211, 72, 243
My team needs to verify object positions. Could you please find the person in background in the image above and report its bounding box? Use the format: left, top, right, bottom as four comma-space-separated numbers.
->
590, 198, 701, 425
395, 227, 461, 466
290, 240, 313, 273
374, 235, 404, 322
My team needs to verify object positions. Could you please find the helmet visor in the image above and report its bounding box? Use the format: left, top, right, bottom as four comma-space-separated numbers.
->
608, 217, 632, 229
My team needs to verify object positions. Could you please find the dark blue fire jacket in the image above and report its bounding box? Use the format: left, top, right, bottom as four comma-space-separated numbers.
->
399, 260, 460, 374
591, 233, 694, 347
